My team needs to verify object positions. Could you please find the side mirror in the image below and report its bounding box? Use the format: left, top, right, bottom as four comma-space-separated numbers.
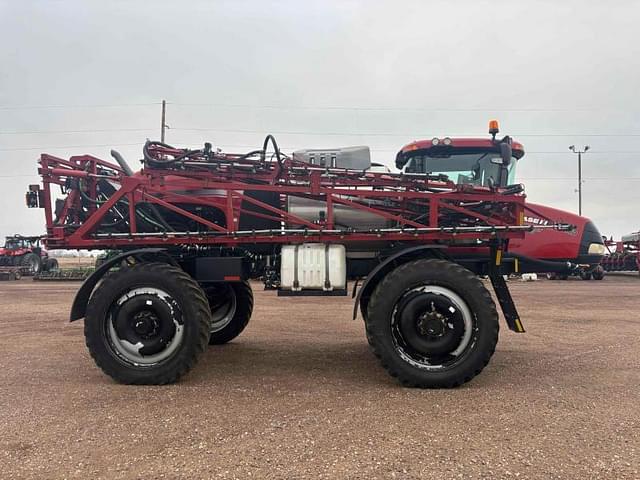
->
395, 151, 408, 169
500, 142, 512, 166
497, 139, 513, 187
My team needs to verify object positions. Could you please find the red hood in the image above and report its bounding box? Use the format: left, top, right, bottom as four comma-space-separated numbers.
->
0, 247, 29, 256
523, 203, 591, 226
510, 202, 595, 260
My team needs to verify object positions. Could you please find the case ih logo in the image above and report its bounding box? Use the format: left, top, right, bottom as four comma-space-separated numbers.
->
524, 216, 550, 226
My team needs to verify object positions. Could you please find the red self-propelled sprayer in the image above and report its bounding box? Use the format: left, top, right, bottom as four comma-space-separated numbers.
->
26, 123, 570, 387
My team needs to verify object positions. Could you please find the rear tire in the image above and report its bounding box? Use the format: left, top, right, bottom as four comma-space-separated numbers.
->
84, 262, 211, 384
204, 281, 253, 345
579, 270, 592, 280
44, 258, 59, 272
365, 259, 499, 388
21, 253, 41, 274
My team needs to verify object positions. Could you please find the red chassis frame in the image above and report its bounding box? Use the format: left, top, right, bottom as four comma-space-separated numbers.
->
35, 148, 532, 251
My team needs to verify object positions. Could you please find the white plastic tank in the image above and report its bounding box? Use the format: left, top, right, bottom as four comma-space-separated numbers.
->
280, 243, 346, 291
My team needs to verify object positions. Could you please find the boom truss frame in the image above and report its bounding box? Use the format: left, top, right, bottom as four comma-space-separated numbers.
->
35, 146, 534, 250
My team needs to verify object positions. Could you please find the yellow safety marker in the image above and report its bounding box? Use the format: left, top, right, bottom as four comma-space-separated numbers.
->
513, 317, 525, 333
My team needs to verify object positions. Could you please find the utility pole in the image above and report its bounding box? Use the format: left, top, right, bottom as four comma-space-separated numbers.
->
160, 100, 167, 142
569, 145, 590, 216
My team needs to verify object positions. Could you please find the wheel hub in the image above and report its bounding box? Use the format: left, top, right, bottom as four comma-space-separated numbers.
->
132, 311, 160, 338
417, 309, 446, 337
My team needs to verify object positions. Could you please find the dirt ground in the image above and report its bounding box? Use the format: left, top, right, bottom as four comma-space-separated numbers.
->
0, 275, 638, 479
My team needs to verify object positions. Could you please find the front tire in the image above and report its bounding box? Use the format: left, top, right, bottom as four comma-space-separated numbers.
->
204, 281, 253, 345
365, 259, 499, 388
84, 262, 212, 384
591, 265, 605, 280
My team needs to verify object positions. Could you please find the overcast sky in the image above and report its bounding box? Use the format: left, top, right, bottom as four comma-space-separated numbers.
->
1, 0, 639, 242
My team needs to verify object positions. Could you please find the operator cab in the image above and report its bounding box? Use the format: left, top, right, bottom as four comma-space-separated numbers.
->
396, 121, 525, 188
4, 237, 29, 250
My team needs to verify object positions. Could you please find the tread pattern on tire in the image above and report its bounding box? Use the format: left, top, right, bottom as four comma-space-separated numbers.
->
20, 252, 41, 274
365, 259, 499, 389
84, 262, 211, 385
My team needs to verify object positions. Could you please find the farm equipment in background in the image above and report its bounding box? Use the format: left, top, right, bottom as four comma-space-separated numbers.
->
33, 267, 94, 281
95, 249, 122, 268
0, 267, 24, 281
394, 131, 606, 280
0, 234, 58, 275
0, 234, 90, 281
601, 232, 640, 275
26, 122, 571, 387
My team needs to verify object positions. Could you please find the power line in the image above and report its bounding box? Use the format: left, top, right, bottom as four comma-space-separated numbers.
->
170, 127, 640, 138
0, 102, 160, 110
521, 177, 640, 181
0, 128, 155, 135
1, 101, 632, 113
168, 102, 633, 113
0, 175, 39, 178
2, 126, 640, 138
0, 143, 141, 152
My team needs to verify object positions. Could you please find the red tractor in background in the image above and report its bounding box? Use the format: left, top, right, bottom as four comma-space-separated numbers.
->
395, 122, 606, 280
0, 235, 58, 274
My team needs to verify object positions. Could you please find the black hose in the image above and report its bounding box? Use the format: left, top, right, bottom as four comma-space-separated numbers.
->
144, 136, 284, 169
505, 253, 574, 273
143, 140, 196, 168
261, 134, 282, 165
147, 204, 175, 232
236, 150, 265, 161
110, 150, 135, 176
78, 187, 104, 205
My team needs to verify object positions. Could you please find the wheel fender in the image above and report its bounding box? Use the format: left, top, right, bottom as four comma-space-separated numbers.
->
70, 248, 176, 321
352, 245, 447, 320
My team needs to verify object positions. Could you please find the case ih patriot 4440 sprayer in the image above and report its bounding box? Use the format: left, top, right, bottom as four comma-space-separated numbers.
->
26, 121, 573, 387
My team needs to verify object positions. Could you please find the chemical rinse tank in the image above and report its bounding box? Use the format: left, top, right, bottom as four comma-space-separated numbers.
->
287, 146, 393, 231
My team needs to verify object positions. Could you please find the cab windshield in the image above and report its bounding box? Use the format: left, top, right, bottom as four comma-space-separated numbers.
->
4, 239, 25, 249
405, 152, 518, 187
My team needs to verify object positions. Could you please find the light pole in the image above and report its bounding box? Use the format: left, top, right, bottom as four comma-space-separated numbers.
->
160, 99, 170, 142
569, 145, 590, 216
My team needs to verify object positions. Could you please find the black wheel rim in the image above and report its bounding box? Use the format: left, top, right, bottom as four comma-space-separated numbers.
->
204, 284, 237, 333
390, 285, 475, 370
105, 287, 185, 367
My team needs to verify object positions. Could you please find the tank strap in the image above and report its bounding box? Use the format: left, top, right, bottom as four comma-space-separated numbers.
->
324, 244, 332, 291
293, 244, 300, 290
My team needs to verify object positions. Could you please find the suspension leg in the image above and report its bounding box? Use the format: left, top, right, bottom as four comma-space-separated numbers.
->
488, 244, 525, 333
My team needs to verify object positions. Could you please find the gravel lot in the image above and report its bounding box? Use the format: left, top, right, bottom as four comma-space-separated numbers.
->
1, 275, 638, 479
